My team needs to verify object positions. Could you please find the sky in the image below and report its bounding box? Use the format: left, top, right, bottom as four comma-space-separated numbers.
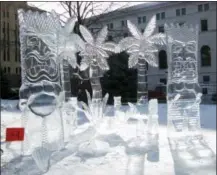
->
27, 1, 147, 22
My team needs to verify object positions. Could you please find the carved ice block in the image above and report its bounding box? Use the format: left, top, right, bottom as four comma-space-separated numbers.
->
165, 23, 202, 138
18, 9, 64, 160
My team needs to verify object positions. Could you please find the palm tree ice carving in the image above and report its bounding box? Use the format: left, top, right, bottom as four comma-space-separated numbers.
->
58, 17, 85, 101
118, 15, 166, 104
78, 25, 117, 99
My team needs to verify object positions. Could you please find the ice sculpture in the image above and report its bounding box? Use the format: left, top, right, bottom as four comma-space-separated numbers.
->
18, 9, 65, 172
79, 90, 109, 134
62, 97, 78, 142
147, 99, 159, 162
165, 23, 202, 138
118, 15, 165, 105
114, 96, 122, 118
58, 17, 85, 102
125, 99, 159, 175
78, 25, 116, 99
168, 135, 216, 175
77, 25, 116, 135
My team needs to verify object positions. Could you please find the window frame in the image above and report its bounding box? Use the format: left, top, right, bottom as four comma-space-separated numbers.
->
138, 17, 141, 24
201, 19, 208, 31
158, 50, 168, 69
176, 9, 180, 16
203, 75, 210, 83
198, 4, 203, 12
204, 3, 209, 11
142, 16, 146, 23
161, 12, 165, 19
181, 8, 186, 15
201, 45, 211, 67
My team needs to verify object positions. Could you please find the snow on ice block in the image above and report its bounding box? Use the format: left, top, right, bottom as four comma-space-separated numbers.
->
6, 128, 25, 142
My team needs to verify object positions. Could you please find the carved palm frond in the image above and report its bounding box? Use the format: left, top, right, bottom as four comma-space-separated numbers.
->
80, 25, 94, 44
118, 15, 166, 68
59, 18, 85, 69
96, 26, 108, 45
79, 25, 117, 74
148, 33, 166, 45
78, 92, 109, 126
128, 53, 139, 68
127, 20, 142, 40
118, 37, 137, 53
143, 15, 156, 38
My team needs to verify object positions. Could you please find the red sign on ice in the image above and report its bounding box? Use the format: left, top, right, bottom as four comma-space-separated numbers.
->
6, 128, 25, 142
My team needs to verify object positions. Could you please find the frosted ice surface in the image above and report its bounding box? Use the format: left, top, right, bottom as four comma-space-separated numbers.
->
165, 23, 202, 138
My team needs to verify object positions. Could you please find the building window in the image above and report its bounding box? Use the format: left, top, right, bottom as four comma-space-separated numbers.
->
201, 45, 211, 66
108, 35, 113, 41
198, 3, 209, 12
203, 75, 210, 83
158, 26, 164, 33
142, 16, 146, 23
110, 23, 113, 29
8, 67, 10, 74
204, 3, 209, 11
160, 78, 167, 85
156, 13, 160, 20
7, 11, 9, 18
159, 50, 167, 69
107, 23, 113, 30
16, 68, 18, 74
176, 9, 180, 16
157, 12, 165, 20
198, 4, 203, 12
201, 19, 208, 31
202, 88, 208, 94
181, 8, 186, 15
161, 12, 165, 19
121, 20, 125, 27
138, 17, 141, 24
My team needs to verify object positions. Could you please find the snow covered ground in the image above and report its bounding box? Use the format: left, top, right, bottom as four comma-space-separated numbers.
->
1, 99, 216, 175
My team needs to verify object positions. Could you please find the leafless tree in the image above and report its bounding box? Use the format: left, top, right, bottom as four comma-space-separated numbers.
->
60, 1, 130, 33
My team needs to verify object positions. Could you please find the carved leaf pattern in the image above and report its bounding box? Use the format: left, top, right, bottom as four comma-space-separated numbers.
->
79, 25, 116, 74
148, 33, 166, 45
128, 53, 139, 68
101, 42, 117, 53
143, 15, 156, 38
71, 34, 85, 51
144, 53, 158, 67
63, 17, 76, 34
96, 26, 108, 45
79, 25, 94, 44
98, 57, 109, 70
118, 15, 166, 69
118, 37, 137, 52
127, 20, 142, 40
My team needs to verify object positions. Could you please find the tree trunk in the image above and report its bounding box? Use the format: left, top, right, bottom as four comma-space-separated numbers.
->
62, 59, 71, 101
89, 63, 102, 99
137, 57, 148, 105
